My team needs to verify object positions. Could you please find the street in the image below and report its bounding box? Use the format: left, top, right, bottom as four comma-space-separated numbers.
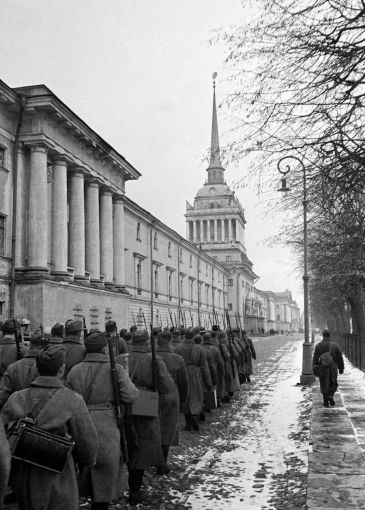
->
136, 334, 311, 509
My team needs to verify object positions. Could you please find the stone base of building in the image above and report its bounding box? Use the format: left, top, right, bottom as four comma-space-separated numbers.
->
14, 279, 130, 332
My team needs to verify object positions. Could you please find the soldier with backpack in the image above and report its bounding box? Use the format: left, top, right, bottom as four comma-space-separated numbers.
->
312, 329, 344, 407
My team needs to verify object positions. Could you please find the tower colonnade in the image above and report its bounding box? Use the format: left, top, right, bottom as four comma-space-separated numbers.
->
187, 218, 237, 244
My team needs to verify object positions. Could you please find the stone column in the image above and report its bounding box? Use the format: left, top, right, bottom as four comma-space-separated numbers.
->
85, 181, 100, 283
214, 219, 218, 242
69, 168, 86, 280
113, 196, 125, 288
100, 189, 113, 285
199, 220, 204, 242
193, 221, 197, 243
207, 220, 211, 243
228, 218, 232, 242
27, 144, 48, 271
51, 157, 68, 276
15, 146, 26, 267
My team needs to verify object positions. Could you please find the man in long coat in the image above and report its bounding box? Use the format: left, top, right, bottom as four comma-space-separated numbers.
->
312, 329, 344, 406
126, 330, 175, 505
0, 330, 48, 409
1, 344, 98, 510
156, 330, 189, 474
219, 331, 240, 402
62, 320, 85, 378
0, 320, 25, 379
202, 332, 223, 410
239, 330, 257, 383
66, 331, 139, 510
175, 327, 212, 431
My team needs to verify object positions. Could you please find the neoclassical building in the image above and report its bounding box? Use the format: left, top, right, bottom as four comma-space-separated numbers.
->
0, 77, 299, 332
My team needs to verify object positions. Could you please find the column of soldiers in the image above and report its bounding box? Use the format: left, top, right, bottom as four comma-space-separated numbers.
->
0, 317, 256, 509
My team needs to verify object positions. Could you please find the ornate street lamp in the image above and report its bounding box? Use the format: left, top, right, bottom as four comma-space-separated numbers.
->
277, 156, 314, 385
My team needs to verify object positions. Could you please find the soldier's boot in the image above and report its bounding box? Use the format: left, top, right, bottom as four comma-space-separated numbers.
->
157, 445, 171, 475
128, 469, 144, 506
246, 376, 251, 383
199, 412, 206, 422
91, 503, 108, 510
329, 395, 335, 406
191, 415, 200, 431
185, 414, 193, 431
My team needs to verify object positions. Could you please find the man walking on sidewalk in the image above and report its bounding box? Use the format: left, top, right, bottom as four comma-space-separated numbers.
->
312, 329, 344, 407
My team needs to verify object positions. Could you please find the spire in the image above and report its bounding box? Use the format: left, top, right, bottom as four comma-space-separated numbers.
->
207, 73, 225, 184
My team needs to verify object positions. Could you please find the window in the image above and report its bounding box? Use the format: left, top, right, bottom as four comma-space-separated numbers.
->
180, 276, 184, 302
136, 222, 141, 241
136, 260, 142, 295
228, 279, 233, 286
0, 148, 5, 168
154, 268, 159, 298
168, 273, 172, 301
168, 242, 172, 258
190, 279, 194, 305
189, 254, 193, 268
226, 255, 232, 262
0, 215, 5, 256
153, 232, 158, 250
179, 247, 183, 263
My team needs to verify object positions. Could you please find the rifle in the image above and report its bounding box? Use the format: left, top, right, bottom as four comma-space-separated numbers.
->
107, 331, 129, 463
173, 311, 178, 329
82, 316, 88, 337
222, 313, 226, 330
150, 323, 158, 392
237, 313, 250, 349
168, 308, 174, 328
189, 309, 194, 327
13, 319, 22, 360
225, 310, 236, 378
131, 311, 136, 329
183, 310, 187, 329
141, 310, 148, 333
208, 312, 213, 331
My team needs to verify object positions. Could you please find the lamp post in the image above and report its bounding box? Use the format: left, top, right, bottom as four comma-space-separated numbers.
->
277, 156, 314, 385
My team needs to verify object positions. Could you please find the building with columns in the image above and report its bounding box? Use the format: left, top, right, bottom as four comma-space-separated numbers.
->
0, 77, 299, 333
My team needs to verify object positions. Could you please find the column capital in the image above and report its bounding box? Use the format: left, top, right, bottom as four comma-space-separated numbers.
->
113, 193, 124, 203
52, 156, 68, 167
100, 186, 113, 196
69, 166, 86, 177
86, 179, 100, 189
30, 143, 49, 154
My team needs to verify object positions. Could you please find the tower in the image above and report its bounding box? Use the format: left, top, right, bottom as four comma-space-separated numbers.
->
185, 73, 258, 324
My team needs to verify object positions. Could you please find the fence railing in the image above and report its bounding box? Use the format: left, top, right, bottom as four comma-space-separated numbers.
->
334, 333, 363, 371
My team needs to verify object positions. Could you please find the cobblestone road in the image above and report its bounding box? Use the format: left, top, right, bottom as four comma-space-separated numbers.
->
119, 334, 312, 509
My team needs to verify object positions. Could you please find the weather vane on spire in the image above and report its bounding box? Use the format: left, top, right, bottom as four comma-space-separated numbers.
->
212, 72, 217, 89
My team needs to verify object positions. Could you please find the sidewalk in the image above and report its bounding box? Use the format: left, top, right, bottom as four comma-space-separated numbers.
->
307, 358, 365, 509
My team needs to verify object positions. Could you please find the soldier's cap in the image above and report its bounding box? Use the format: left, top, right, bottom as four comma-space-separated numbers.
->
185, 327, 195, 340
323, 329, 330, 338
212, 324, 219, 331
84, 331, 107, 349
30, 330, 50, 346
21, 318, 31, 326
203, 332, 212, 343
179, 327, 186, 335
193, 326, 201, 335
158, 330, 171, 344
105, 320, 117, 334
36, 344, 66, 372
51, 322, 64, 338
130, 325, 137, 333
132, 330, 149, 345
119, 328, 127, 338
172, 330, 180, 338
123, 332, 132, 342
2, 319, 20, 334
65, 320, 83, 334
194, 334, 203, 344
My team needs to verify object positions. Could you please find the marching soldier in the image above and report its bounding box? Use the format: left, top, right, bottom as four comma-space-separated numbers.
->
1, 344, 98, 510
0, 320, 25, 379
126, 330, 175, 506
67, 331, 139, 510
241, 330, 257, 383
175, 327, 212, 431
0, 330, 49, 409
62, 320, 85, 378
202, 331, 223, 410
156, 330, 189, 474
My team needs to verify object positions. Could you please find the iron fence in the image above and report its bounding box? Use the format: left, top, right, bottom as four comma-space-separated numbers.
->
335, 333, 363, 371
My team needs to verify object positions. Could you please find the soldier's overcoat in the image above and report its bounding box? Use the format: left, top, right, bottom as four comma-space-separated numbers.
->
67, 353, 139, 503
127, 345, 175, 469
241, 335, 257, 377
0, 335, 25, 379
62, 335, 85, 378
0, 349, 39, 409
156, 345, 189, 445
174, 338, 212, 415
1, 376, 98, 510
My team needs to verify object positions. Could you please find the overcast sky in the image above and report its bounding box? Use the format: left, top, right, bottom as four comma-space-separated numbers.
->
0, 0, 304, 307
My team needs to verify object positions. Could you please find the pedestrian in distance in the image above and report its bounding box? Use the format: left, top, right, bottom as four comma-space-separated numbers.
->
312, 329, 344, 407
240, 330, 257, 383
1, 344, 98, 510
66, 331, 139, 510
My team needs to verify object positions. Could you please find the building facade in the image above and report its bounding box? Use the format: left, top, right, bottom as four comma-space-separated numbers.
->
0, 77, 299, 333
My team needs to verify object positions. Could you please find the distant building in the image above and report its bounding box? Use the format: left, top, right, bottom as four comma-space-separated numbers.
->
0, 77, 299, 332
